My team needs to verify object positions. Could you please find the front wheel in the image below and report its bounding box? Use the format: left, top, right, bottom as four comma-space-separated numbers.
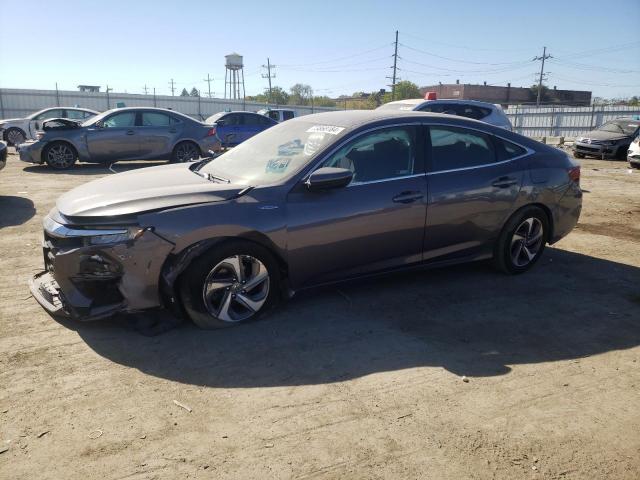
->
43, 142, 78, 169
573, 151, 585, 159
493, 206, 549, 274
179, 241, 281, 329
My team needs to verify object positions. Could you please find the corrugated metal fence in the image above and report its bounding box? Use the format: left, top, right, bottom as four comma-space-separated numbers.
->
0, 88, 337, 120
506, 105, 640, 138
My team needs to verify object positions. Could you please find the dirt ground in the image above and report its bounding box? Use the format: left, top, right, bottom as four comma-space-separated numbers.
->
1, 150, 639, 480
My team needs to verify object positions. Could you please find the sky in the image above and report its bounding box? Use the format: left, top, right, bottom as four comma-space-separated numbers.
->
0, 0, 638, 100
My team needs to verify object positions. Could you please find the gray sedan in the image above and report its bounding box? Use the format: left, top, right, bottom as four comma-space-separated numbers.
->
18, 107, 221, 169
29, 110, 582, 328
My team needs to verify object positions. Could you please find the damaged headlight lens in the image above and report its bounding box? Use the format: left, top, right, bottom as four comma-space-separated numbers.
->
43, 216, 145, 245
86, 228, 143, 245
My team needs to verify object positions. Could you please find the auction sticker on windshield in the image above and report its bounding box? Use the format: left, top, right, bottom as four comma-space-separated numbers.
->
306, 125, 345, 135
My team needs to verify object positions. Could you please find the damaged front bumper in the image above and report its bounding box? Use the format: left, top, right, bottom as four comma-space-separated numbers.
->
30, 214, 175, 321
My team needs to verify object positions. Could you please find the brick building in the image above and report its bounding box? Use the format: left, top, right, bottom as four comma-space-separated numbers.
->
420, 82, 591, 106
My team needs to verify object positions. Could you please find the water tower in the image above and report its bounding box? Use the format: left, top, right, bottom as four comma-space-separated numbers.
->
224, 53, 245, 100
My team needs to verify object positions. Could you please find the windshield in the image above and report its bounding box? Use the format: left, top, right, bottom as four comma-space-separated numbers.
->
597, 120, 640, 136
200, 120, 348, 185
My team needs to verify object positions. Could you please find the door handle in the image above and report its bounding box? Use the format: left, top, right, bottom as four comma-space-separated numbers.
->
392, 191, 424, 204
169, 129, 177, 133
126, 130, 135, 135
491, 176, 518, 188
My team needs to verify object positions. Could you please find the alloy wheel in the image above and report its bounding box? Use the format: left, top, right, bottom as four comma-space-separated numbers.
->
46, 144, 75, 169
510, 217, 544, 267
175, 143, 199, 162
201, 255, 270, 323
7, 129, 25, 145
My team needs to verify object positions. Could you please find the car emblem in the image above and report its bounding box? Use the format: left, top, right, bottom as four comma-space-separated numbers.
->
586, 138, 591, 144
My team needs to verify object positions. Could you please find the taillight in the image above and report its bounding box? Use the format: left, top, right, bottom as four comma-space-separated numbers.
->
568, 166, 580, 184
206, 126, 217, 137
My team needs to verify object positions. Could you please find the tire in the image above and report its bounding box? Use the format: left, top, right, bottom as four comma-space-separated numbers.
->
171, 141, 201, 163
616, 146, 628, 160
43, 142, 78, 170
493, 206, 549, 275
573, 152, 585, 159
179, 240, 281, 329
5, 127, 26, 146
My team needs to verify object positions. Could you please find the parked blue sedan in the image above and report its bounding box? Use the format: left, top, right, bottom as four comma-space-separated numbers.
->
205, 111, 277, 147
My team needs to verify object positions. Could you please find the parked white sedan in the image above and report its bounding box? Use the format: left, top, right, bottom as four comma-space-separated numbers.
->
628, 135, 640, 168
0, 107, 98, 145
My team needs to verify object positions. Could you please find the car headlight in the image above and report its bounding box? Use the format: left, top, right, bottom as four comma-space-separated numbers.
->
43, 216, 145, 245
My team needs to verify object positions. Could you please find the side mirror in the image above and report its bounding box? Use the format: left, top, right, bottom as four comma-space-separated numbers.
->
306, 167, 353, 191
224, 133, 236, 143
94, 120, 104, 128
216, 119, 226, 127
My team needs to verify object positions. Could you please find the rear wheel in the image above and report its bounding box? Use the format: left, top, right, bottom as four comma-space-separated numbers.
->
573, 151, 585, 159
5, 127, 26, 146
493, 206, 549, 274
43, 142, 77, 169
179, 241, 280, 329
171, 141, 200, 163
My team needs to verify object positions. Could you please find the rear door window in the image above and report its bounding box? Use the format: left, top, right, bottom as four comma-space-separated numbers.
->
65, 109, 87, 120
142, 112, 172, 127
283, 111, 294, 121
493, 137, 528, 161
35, 109, 64, 120
429, 126, 496, 172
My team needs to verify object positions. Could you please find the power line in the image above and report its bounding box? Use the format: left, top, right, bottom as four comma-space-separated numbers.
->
401, 31, 536, 53
278, 43, 393, 68
400, 43, 530, 66
547, 58, 639, 74
533, 47, 552, 106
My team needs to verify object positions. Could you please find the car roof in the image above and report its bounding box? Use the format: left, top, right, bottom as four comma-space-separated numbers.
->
383, 98, 501, 110
287, 109, 491, 129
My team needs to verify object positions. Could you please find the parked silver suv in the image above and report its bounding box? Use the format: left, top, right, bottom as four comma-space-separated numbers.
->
378, 98, 512, 130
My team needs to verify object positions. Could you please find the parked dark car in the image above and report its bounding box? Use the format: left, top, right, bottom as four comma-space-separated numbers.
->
205, 111, 277, 147
573, 118, 640, 159
30, 110, 582, 329
18, 107, 220, 169
0, 141, 7, 171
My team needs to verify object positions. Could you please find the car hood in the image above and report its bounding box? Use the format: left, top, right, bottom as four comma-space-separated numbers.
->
0, 118, 25, 125
57, 162, 246, 218
581, 130, 629, 141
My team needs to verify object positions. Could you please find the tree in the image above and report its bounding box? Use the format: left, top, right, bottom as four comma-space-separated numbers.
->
381, 81, 421, 104
268, 86, 289, 105
289, 83, 313, 106
312, 96, 337, 107
180, 88, 189, 97
190, 87, 200, 97
529, 84, 549, 103
628, 96, 639, 106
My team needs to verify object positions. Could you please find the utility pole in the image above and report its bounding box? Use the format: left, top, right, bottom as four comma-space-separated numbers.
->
262, 58, 276, 104
153, 87, 157, 107
143, 84, 149, 95
106, 84, 113, 109
55, 82, 60, 106
391, 30, 399, 101
533, 46, 552, 106
168, 78, 176, 96
203, 74, 213, 98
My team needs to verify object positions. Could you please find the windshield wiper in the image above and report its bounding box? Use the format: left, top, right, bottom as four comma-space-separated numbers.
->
206, 172, 230, 183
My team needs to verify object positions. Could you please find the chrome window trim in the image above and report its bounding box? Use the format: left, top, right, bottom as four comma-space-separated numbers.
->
43, 216, 127, 238
425, 122, 535, 176
303, 122, 425, 187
